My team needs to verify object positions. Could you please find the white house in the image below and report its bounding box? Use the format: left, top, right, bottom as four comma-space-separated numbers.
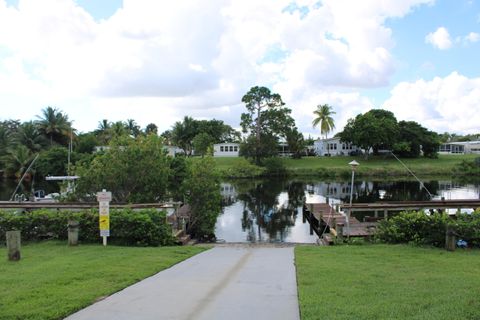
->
314, 137, 360, 156
213, 143, 240, 157
439, 141, 480, 155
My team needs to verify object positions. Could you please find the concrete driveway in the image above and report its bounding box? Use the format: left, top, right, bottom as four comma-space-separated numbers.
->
65, 245, 300, 320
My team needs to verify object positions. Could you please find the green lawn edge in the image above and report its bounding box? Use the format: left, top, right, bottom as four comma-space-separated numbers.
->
295, 244, 480, 320
214, 154, 478, 178
0, 241, 209, 320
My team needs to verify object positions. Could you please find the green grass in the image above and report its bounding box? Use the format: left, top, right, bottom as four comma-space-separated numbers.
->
295, 245, 480, 320
215, 154, 477, 177
0, 241, 207, 320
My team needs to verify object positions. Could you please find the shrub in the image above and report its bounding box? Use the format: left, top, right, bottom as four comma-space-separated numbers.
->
261, 157, 288, 176
0, 208, 174, 246
376, 211, 449, 247
452, 211, 480, 247
453, 157, 480, 176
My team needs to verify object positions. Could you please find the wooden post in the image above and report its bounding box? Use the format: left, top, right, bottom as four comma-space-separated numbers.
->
374, 210, 378, 218
6, 231, 21, 261
384, 209, 388, 219
67, 220, 79, 246
336, 223, 344, 242
445, 226, 456, 251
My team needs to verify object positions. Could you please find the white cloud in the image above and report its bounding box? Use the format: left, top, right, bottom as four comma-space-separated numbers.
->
464, 32, 480, 43
0, 0, 434, 134
383, 72, 480, 134
425, 27, 452, 50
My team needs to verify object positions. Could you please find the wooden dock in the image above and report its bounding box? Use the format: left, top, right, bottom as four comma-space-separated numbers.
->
340, 199, 480, 217
303, 202, 377, 241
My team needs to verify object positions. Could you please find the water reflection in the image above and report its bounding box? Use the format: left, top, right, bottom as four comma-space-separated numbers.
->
216, 178, 480, 243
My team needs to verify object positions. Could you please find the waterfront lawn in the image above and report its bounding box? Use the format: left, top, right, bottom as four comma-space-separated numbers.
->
0, 241, 207, 320
215, 154, 477, 176
295, 245, 480, 320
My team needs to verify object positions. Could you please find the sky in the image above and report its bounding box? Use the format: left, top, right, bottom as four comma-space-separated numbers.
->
0, 0, 479, 137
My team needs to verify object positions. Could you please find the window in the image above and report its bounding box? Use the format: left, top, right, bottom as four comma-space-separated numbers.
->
220, 146, 224, 152
234, 146, 238, 152
229, 146, 234, 152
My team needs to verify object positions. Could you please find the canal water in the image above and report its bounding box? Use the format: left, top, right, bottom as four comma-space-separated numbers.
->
216, 178, 480, 243
1, 177, 479, 243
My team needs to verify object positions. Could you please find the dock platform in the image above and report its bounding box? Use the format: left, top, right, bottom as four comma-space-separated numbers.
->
303, 202, 377, 239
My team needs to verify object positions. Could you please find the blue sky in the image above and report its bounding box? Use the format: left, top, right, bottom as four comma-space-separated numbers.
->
0, 0, 479, 136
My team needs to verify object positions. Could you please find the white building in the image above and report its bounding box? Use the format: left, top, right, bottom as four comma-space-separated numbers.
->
439, 141, 480, 154
213, 143, 240, 157
314, 137, 360, 156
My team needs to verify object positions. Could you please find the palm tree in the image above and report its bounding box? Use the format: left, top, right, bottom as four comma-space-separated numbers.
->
35, 107, 72, 146
14, 121, 48, 153
312, 104, 336, 139
312, 104, 336, 156
126, 119, 141, 138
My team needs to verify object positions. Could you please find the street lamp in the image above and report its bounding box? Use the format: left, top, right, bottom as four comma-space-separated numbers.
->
347, 160, 359, 240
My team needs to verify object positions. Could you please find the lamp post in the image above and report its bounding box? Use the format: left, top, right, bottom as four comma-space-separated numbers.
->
347, 160, 359, 240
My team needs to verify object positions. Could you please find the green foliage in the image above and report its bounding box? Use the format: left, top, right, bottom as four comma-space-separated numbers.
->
393, 120, 440, 158
261, 157, 287, 176
339, 109, 399, 156
0, 208, 174, 246
453, 157, 480, 176
75, 132, 99, 154
285, 127, 305, 159
452, 211, 480, 247
35, 146, 69, 178
168, 155, 189, 200
240, 86, 296, 163
192, 132, 214, 157
239, 134, 279, 162
75, 134, 171, 203
377, 211, 449, 246
35, 106, 72, 146
312, 104, 336, 139
184, 156, 221, 239
171, 117, 239, 156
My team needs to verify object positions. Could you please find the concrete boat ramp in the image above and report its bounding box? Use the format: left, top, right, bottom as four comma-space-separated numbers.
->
65, 245, 300, 320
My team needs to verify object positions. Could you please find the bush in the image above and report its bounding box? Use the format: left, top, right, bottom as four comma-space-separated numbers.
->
261, 157, 287, 176
0, 208, 174, 246
452, 211, 480, 247
377, 210, 480, 248
376, 211, 449, 247
453, 157, 480, 176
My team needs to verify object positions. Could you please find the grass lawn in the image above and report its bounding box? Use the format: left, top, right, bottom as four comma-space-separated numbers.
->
215, 154, 477, 177
295, 244, 480, 320
0, 241, 207, 320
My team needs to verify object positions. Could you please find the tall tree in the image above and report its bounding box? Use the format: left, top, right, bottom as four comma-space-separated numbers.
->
183, 156, 221, 239
145, 123, 158, 135
126, 119, 141, 138
312, 104, 336, 139
339, 109, 399, 157
240, 86, 295, 164
35, 107, 72, 146
393, 121, 440, 158
14, 121, 48, 153
171, 116, 198, 156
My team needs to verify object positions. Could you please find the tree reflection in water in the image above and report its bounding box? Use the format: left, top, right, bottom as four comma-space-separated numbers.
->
217, 178, 477, 243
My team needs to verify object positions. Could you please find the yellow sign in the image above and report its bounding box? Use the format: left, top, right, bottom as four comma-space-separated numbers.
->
99, 216, 110, 230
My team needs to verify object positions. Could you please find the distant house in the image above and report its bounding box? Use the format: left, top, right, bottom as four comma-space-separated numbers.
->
439, 141, 480, 154
213, 143, 240, 157
314, 137, 360, 156
165, 146, 183, 157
